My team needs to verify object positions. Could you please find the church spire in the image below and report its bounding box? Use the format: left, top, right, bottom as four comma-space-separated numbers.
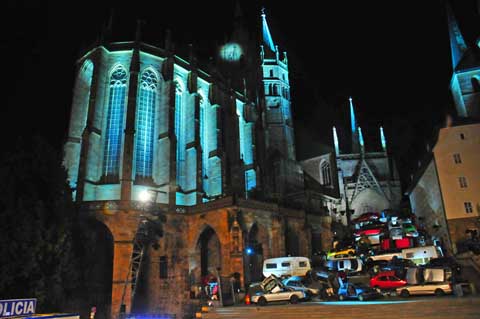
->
349, 97, 360, 153
380, 126, 387, 152
446, 1, 468, 69
358, 127, 365, 154
333, 126, 340, 156
349, 97, 357, 134
261, 8, 276, 52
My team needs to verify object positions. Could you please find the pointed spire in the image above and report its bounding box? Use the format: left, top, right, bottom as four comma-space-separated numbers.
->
358, 127, 365, 154
446, 1, 468, 69
333, 126, 340, 156
261, 8, 276, 52
349, 97, 360, 153
349, 97, 357, 134
380, 126, 387, 152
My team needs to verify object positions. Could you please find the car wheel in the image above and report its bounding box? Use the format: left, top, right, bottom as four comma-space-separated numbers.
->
358, 294, 364, 301
290, 295, 299, 304
338, 294, 345, 301
258, 297, 267, 306
400, 289, 410, 298
435, 289, 445, 296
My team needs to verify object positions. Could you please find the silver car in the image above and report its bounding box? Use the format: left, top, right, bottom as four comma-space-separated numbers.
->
251, 288, 306, 305
282, 276, 320, 297
396, 282, 452, 297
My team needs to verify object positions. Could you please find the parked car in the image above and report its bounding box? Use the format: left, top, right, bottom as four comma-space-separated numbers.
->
327, 247, 356, 260
352, 212, 380, 224
425, 257, 462, 275
389, 226, 403, 240
365, 259, 389, 275
354, 223, 385, 237
250, 275, 307, 306
263, 257, 311, 278
397, 282, 452, 297
370, 271, 407, 290
282, 276, 320, 297
403, 223, 419, 238
367, 250, 402, 262
324, 258, 363, 273
337, 283, 382, 301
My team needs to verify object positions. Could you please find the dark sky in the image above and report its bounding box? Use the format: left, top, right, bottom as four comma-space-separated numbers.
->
2, 0, 479, 190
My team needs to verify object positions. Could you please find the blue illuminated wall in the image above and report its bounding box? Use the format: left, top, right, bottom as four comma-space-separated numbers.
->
174, 65, 197, 205
64, 59, 94, 191
198, 79, 222, 200
102, 65, 127, 177
236, 100, 256, 192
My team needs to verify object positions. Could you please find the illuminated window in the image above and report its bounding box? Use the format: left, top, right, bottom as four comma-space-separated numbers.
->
459, 176, 468, 188
453, 153, 462, 164
135, 69, 158, 178
320, 161, 331, 186
103, 65, 127, 177
464, 202, 473, 213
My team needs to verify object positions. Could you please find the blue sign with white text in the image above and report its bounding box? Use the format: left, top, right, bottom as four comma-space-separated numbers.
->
0, 299, 36, 318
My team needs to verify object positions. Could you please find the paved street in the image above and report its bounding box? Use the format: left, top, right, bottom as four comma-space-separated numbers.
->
202, 296, 480, 319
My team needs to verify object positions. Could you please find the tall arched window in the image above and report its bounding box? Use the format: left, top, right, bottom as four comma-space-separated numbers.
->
135, 69, 158, 178
268, 84, 273, 96
320, 161, 331, 186
103, 65, 127, 177
273, 84, 278, 96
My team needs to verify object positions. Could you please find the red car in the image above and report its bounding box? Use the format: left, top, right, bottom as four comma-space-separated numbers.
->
354, 223, 385, 237
352, 212, 380, 224
370, 271, 407, 290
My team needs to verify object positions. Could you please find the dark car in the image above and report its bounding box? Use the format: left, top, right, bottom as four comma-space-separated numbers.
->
337, 283, 382, 301
425, 257, 462, 275
365, 259, 389, 275
385, 258, 416, 278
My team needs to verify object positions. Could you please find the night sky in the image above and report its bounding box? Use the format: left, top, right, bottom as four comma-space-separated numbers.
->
3, 0, 479, 190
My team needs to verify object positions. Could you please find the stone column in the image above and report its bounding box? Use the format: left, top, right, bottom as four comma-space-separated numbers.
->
121, 47, 140, 200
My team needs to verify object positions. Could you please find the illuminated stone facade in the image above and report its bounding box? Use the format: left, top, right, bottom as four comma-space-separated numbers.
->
64, 11, 330, 319
408, 122, 480, 255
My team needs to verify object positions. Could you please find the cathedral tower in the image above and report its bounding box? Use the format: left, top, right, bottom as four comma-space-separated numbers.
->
260, 9, 296, 160
447, 1, 480, 118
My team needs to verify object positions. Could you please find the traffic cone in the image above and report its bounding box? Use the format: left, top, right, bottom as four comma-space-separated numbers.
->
245, 293, 251, 305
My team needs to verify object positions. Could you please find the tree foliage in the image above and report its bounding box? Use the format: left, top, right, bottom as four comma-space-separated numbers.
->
0, 137, 81, 311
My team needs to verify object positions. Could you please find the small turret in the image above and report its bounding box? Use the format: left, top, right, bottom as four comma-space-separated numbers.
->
333, 126, 340, 156
380, 126, 387, 152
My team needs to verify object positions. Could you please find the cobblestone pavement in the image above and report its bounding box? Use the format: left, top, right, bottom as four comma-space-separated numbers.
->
202, 296, 480, 319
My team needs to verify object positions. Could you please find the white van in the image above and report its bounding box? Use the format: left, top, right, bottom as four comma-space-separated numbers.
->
262, 257, 311, 278
401, 245, 443, 265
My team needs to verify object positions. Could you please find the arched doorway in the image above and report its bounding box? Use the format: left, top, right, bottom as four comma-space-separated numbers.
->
285, 226, 300, 257
82, 218, 114, 319
244, 224, 264, 284
197, 226, 222, 278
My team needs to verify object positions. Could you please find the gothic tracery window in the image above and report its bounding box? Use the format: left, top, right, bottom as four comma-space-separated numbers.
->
135, 69, 158, 178
320, 161, 331, 186
103, 65, 127, 178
